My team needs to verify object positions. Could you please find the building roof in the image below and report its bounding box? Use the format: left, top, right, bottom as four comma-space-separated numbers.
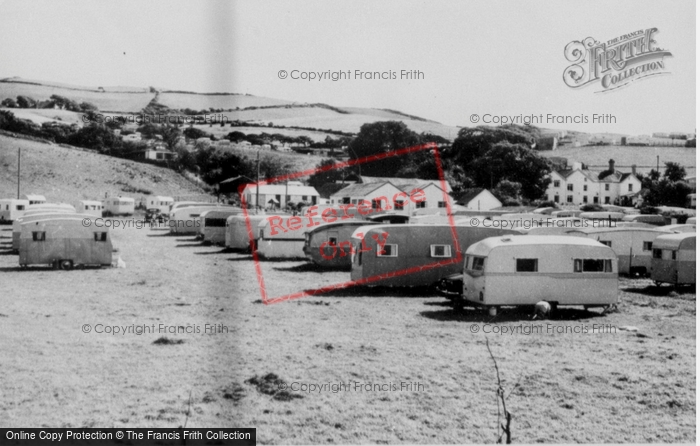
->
398, 182, 449, 194
317, 183, 350, 199
358, 176, 452, 192
329, 182, 398, 198
242, 184, 320, 197
456, 188, 489, 205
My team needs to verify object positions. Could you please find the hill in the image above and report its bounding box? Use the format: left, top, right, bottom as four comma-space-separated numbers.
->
0, 78, 461, 139
0, 134, 210, 203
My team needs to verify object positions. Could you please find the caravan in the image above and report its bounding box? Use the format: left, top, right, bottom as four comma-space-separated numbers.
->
621, 214, 666, 226
146, 196, 174, 213
350, 224, 523, 287
566, 227, 670, 275
257, 214, 324, 259
0, 199, 29, 222
102, 196, 135, 216
456, 235, 618, 312
18, 217, 113, 269
303, 220, 378, 269
74, 200, 104, 217
23, 194, 46, 205
169, 205, 228, 234
580, 211, 625, 222
650, 233, 696, 286
224, 213, 283, 251
12, 208, 80, 251
198, 208, 244, 244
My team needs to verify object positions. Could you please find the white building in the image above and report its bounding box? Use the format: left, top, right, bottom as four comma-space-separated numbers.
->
329, 182, 403, 209
330, 181, 452, 214
544, 160, 642, 206
144, 147, 175, 162
455, 188, 502, 211
242, 181, 320, 208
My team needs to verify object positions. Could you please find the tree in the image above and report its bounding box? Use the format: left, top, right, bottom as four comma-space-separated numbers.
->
226, 131, 247, 142
663, 162, 686, 182
16, 95, 36, 108
449, 125, 536, 165
79, 101, 98, 112
493, 180, 523, 204
1, 98, 17, 108
308, 159, 350, 189
471, 141, 551, 200
348, 121, 420, 176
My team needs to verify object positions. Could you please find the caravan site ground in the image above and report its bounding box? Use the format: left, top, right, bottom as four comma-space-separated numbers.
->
0, 219, 695, 443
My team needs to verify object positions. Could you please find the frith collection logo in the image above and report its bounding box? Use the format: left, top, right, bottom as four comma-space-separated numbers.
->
563, 28, 672, 93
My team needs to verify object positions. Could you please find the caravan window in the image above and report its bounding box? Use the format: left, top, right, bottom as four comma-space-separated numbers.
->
599, 240, 612, 247
94, 232, 108, 242
328, 237, 338, 245
377, 244, 398, 257
516, 259, 538, 272
652, 249, 662, 259
671, 250, 677, 260
574, 259, 613, 272
17, 205, 25, 210
32, 232, 46, 241
643, 242, 653, 251
430, 245, 451, 258
470, 256, 485, 271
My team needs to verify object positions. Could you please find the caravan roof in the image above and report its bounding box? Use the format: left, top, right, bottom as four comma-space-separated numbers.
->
652, 233, 696, 251
566, 226, 669, 235
468, 234, 610, 256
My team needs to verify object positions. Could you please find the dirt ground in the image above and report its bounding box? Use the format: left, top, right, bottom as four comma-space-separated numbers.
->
0, 220, 695, 443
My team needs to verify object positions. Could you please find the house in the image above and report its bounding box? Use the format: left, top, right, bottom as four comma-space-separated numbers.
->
544, 160, 642, 206
455, 188, 502, 211
241, 181, 320, 209
144, 147, 176, 162
329, 182, 403, 209
356, 176, 453, 193
401, 182, 453, 214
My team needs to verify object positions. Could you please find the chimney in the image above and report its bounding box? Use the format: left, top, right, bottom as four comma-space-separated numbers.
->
608, 159, 615, 172
631, 164, 637, 176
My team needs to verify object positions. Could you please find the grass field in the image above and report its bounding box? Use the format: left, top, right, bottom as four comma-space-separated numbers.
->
0, 222, 694, 443
222, 108, 460, 139
157, 92, 294, 111
0, 81, 153, 113
542, 146, 697, 176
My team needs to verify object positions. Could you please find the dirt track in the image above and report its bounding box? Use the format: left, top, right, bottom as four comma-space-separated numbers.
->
0, 221, 695, 443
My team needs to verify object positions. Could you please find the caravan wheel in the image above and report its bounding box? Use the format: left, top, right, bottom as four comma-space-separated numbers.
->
59, 260, 74, 271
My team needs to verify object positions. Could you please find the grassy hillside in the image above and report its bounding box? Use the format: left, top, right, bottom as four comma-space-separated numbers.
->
540, 145, 697, 176
0, 135, 210, 203
157, 92, 293, 110
0, 78, 153, 113
0, 78, 461, 139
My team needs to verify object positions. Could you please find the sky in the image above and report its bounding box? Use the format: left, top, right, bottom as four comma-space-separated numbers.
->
0, 0, 695, 136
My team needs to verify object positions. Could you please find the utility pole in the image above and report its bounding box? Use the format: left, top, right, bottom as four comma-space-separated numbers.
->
285, 179, 289, 211
17, 147, 20, 199
256, 150, 260, 211
656, 155, 659, 174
